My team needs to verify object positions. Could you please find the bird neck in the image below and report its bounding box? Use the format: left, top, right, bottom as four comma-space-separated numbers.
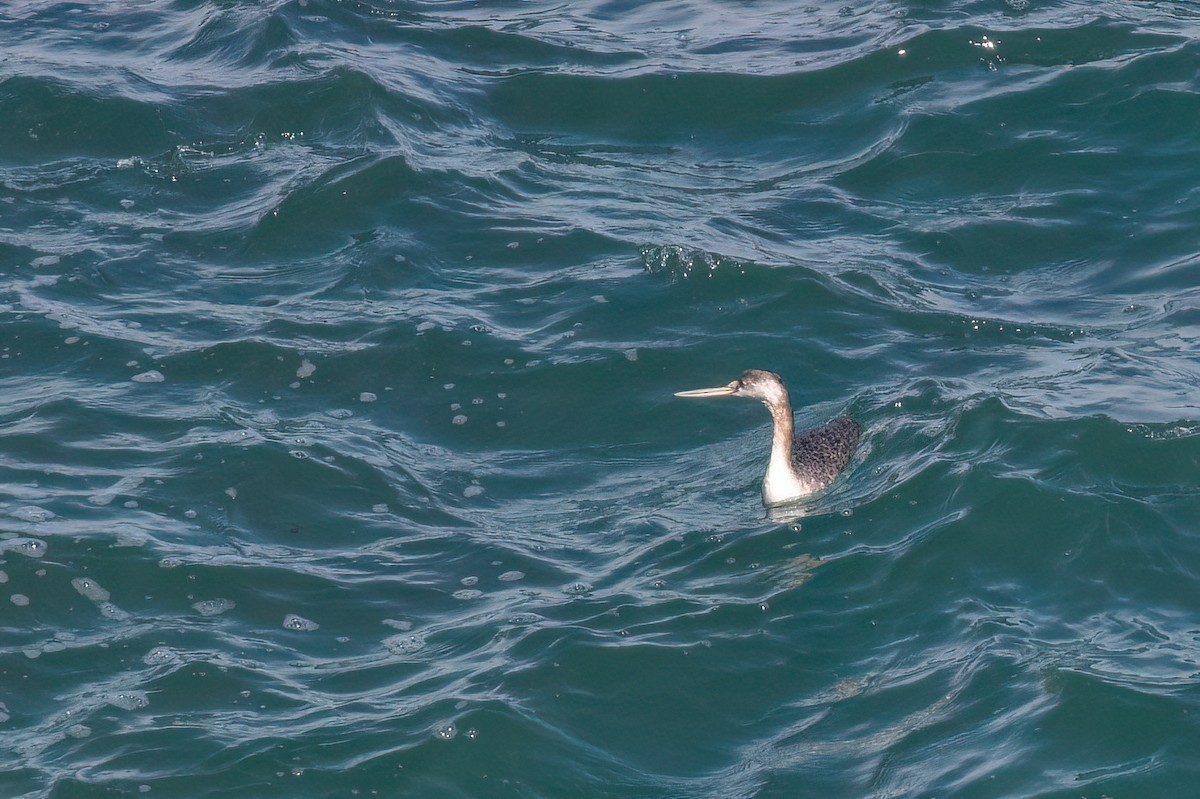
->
766, 399, 795, 476
761, 396, 815, 505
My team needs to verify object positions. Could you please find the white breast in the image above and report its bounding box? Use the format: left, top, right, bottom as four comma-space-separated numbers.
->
761, 450, 816, 505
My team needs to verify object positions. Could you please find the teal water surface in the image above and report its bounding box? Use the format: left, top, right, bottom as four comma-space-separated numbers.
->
3, 1, 1200, 797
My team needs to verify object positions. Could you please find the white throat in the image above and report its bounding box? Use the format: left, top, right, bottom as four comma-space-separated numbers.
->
762, 439, 816, 505
760, 402, 816, 505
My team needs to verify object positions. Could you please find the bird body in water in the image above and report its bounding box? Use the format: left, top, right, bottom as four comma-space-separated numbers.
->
675, 369, 861, 506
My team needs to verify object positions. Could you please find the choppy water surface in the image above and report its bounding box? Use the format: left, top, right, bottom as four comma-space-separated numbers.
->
3, 1, 1200, 796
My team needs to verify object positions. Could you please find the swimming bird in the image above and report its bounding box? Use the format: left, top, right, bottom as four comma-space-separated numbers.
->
675, 369, 861, 506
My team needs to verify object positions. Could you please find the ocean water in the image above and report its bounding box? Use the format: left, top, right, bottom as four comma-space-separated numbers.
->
3, 0, 1200, 796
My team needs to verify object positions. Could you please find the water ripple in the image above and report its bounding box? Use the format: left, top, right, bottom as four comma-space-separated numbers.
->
4, 1, 1200, 796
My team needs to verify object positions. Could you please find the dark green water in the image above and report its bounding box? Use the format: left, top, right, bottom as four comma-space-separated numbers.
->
3, 1, 1200, 796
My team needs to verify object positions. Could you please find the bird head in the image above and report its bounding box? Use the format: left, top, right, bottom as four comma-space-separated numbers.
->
675, 369, 788, 407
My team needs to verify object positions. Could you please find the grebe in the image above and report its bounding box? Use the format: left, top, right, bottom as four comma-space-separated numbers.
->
675, 369, 860, 505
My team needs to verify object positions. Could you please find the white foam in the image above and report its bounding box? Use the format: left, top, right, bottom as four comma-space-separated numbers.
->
252, 410, 280, 426
112, 525, 148, 547
296, 359, 316, 378
131, 370, 165, 383
213, 429, 264, 445
10, 506, 55, 523
2, 538, 47, 558
282, 614, 319, 631
98, 602, 131, 620
88, 475, 144, 506
359, 392, 377, 402
105, 691, 149, 710
193, 598, 236, 617
383, 633, 426, 654
498, 571, 525, 582
72, 578, 111, 602
143, 647, 180, 666
11, 594, 30, 606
